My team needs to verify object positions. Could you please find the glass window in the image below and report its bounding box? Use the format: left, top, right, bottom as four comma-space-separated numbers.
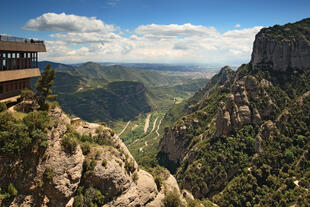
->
8, 53, 11, 58
3, 53, 6, 58
12, 53, 16, 58
0, 85, 3, 94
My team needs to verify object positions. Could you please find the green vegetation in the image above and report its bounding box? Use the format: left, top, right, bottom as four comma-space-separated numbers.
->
0, 103, 7, 112
125, 159, 135, 174
35, 64, 57, 110
0, 111, 50, 155
81, 142, 91, 155
7, 183, 17, 197
43, 167, 54, 183
261, 18, 310, 41
61, 135, 77, 154
101, 159, 107, 168
34, 62, 209, 122
157, 64, 310, 205
156, 20, 310, 206
162, 189, 182, 207
83, 158, 97, 173
132, 172, 139, 182
58, 81, 152, 122
73, 186, 105, 207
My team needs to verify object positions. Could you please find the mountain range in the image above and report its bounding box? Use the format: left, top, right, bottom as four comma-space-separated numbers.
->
158, 18, 310, 206
1, 17, 309, 207
36, 61, 209, 122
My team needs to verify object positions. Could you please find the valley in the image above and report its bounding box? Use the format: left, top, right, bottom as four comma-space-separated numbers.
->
36, 62, 213, 123
1, 9, 310, 206
35, 61, 214, 169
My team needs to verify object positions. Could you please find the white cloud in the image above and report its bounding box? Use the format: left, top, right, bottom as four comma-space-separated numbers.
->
235, 24, 241, 28
106, 0, 120, 7
23, 12, 115, 33
135, 23, 219, 39
26, 13, 263, 65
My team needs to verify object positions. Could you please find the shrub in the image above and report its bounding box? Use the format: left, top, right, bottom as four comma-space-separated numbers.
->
155, 176, 163, 191
125, 159, 135, 174
133, 172, 139, 183
83, 158, 97, 172
43, 167, 54, 183
0, 111, 50, 155
20, 89, 35, 101
80, 134, 93, 143
47, 101, 59, 110
61, 136, 77, 154
187, 199, 201, 207
73, 187, 105, 207
7, 183, 17, 197
35, 64, 57, 110
95, 150, 101, 160
162, 190, 181, 207
102, 159, 107, 168
23, 111, 50, 132
0, 102, 7, 112
0, 121, 31, 155
81, 142, 91, 155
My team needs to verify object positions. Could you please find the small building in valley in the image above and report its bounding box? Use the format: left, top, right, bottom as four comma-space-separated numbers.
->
0, 35, 46, 101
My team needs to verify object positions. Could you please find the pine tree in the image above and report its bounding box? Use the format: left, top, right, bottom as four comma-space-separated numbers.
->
35, 64, 57, 110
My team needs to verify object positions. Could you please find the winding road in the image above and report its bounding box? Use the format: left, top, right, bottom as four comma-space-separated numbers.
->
144, 113, 151, 133
118, 121, 131, 136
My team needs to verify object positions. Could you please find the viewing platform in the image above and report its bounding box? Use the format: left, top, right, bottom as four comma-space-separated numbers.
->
0, 35, 46, 52
0, 35, 46, 101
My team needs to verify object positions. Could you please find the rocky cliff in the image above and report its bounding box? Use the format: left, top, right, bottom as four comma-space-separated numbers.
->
0, 107, 188, 207
251, 18, 310, 71
158, 18, 310, 206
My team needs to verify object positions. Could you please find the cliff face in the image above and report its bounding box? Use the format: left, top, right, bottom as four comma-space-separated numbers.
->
251, 18, 310, 71
0, 107, 187, 207
158, 18, 310, 205
159, 66, 236, 170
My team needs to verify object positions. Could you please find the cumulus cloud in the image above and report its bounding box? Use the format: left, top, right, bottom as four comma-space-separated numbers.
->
135, 23, 219, 39
50, 32, 122, 44
25, 13, 263, 65
23, 12, 114, 33
235, 24, 241, 28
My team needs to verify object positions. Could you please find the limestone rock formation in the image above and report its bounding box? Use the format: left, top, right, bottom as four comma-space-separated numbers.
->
251, 18, 310, 71
1, 107, 186, 207
215, 75, 278, 137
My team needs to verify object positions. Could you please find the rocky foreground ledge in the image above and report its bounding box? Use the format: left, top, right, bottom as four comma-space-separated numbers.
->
0, 107, 190, 207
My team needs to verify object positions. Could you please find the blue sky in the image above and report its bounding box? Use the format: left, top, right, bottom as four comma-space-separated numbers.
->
1, 0, 309, 65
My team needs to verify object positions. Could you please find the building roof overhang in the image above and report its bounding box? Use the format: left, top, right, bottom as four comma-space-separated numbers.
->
0, 68, 41, 82
0, 41, 46, 52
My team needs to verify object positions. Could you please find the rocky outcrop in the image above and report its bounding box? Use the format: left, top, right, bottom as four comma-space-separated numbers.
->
160, 125, 190, 164
251, 18, 310, 71
160, 66, 236, 166
1, 107, 186, 207
105, 170, 158, 207
215, 75, 277, 137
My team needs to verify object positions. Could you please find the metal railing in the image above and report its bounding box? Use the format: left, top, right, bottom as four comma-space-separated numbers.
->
0, 35, 44, 45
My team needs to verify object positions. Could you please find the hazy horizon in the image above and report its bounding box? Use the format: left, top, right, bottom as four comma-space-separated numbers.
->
1, 0, 309, 65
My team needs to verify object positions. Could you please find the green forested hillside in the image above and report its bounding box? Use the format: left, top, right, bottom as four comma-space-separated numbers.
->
57, 81, 152, 122
35, 62, 209, 122
157, 18, 310, 206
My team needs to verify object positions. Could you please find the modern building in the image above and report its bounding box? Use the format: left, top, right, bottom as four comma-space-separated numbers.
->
0, 35, 46, 101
